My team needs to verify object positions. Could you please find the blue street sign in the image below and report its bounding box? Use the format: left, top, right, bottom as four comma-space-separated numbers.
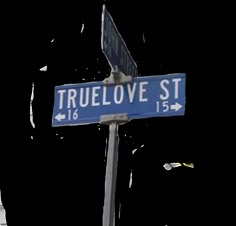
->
52, 73, 186, 127
101, 5, 138, 77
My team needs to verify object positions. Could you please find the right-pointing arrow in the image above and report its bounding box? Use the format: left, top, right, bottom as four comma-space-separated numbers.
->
55, 113, 66, 122
170, 102, 182, 112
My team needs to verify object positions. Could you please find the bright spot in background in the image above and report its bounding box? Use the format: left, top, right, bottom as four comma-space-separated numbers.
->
30, 83, 35, 128
142, 31, 145, 43
132, 148, 137, 154
0, 191, 7, 224
39, 65, 47, 71
163, 162, 194, 170
0, 191, 2, 206
129, 170, 133, 188
81, 23, 84, 33
163, 163, 181, 170
170, 163, 182, 168
163, 163, 172, 171
118, 203, 121, 219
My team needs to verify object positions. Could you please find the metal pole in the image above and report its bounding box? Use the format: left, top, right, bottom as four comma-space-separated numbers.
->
103, 122, 119, 226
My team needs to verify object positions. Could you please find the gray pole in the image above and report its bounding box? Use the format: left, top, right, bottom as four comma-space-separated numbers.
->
101, 70, 131, 226
103, 122, 119, 226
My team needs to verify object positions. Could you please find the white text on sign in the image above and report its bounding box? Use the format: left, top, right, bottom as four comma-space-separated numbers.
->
57, 78, 182, 109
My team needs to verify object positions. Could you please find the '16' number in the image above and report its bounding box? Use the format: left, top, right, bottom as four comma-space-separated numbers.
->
68, 109, 79, 120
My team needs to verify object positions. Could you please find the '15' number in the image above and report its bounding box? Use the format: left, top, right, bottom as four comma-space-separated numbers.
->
156, 101, 169, 112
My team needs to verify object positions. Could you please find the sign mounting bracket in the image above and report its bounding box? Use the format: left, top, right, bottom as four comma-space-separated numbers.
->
103, 69, 133, 85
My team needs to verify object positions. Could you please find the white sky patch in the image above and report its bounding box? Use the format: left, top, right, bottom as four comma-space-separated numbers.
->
0, 191, 7, 224
81, 23, 84, 33
163, 163, 172, 171
183, 163, 194, 168
129, 170, 133, 188
98, 124, 101, 131
163, 162, 194, 170
142, 32, 145, 43
0, 191, 2, 205
163, 163, 181, 171
170, 162, 182, 168
132, 148, 138, 154
30, 83, 35, 128
118, 203, 121, 219
39, 65, 47, 71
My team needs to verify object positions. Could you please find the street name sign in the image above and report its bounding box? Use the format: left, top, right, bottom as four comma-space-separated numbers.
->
52, 73, 186, 127
101, 5, 138, 77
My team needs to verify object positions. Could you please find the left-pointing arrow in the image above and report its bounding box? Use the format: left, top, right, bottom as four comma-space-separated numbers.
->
55, 113, 66, 121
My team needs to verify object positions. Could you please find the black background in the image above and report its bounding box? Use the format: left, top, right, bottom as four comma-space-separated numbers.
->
1, 1, 230, 225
